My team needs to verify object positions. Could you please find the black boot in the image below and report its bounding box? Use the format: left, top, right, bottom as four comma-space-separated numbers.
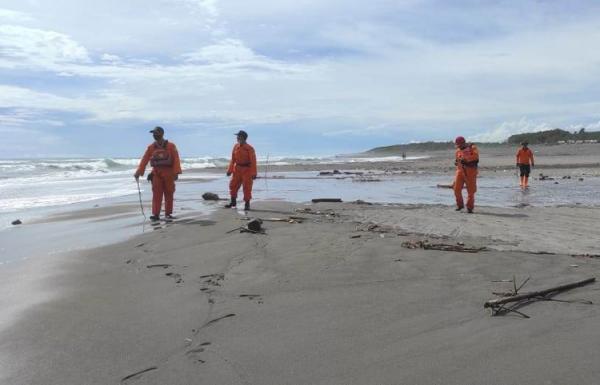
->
224, 197, 237, 208
244, 201, 250, 211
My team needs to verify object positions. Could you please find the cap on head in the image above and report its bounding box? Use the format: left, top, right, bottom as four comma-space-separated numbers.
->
150, 126, 164, 135
454, 136, 466, 146
235, 130, 248, 140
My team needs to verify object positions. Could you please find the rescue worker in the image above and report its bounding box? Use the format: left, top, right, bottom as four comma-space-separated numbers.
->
225, 130, 257, 211
134, 126, 182, 221
516, 141, 535, 188
453, 136, 479, 213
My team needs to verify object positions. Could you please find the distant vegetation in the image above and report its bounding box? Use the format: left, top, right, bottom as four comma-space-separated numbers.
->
507, 128, 600, 144
367, 141, 505, 154
367, 128, 600, 154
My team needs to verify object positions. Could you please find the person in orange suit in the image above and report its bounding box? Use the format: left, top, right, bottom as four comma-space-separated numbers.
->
134, 126, 182, 221
225, 130, 257, 211
516, 141, 535, 188
453, 136, 479, 213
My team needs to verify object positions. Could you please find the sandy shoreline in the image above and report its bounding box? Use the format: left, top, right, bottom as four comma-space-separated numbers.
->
2, 200, 599, 384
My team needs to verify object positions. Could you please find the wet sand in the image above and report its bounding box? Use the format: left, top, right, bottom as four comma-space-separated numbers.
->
2, 200, 600, 384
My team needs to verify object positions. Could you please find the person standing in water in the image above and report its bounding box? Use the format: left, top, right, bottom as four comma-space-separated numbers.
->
516, 141, 535, 188
453, 136, 479, 213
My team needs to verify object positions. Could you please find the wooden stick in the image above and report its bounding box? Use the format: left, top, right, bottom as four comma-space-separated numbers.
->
484, 277, 595, 309
312, 198, 343, 203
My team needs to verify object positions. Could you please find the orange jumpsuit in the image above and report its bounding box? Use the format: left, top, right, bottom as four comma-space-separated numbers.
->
454, 144, 479, 210
136, 141, 182, 216
516, 148, 534, 187
227, 143, 257, 202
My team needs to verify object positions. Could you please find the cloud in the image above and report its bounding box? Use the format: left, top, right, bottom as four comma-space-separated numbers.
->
0, 8, 32, 22
0, 25, 90, 68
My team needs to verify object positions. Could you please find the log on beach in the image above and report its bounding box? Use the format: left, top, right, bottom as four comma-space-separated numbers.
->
312, 198, 343, 203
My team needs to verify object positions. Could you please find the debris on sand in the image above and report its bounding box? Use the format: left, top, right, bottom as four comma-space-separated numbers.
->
146, 264, 172, 269
202, 192, 224, 201
11, 219, 22, 225
247, 218, 263, 232
401, 240, 486, 253
352, 199, 373, 205
485, 277, 595, 318
436, 184, 454, 189
312, 198, 343, 203
572, 253, 600, 259
538, 173, 554, 181
352, 176, 381, 182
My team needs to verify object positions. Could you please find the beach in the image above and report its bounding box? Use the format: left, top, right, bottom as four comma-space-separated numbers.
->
1, 145, 600, 384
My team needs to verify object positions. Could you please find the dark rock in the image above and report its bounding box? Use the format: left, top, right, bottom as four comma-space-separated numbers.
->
579, 178, 584, 181
11, 219, 22, 225
247, 218, 263, 232
202, 192, 220, 201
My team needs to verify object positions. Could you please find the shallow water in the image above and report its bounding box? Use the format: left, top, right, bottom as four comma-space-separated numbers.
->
1, 168, 598, 264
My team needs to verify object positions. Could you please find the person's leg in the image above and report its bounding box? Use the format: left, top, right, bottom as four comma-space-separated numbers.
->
465, 169, 477, 212
227, 173, 242, 207
163, 174, 175, 216
523, 165, 531, 187
454, 172, 465, 209
242, 171, 253, 206
151, 173, 164, 217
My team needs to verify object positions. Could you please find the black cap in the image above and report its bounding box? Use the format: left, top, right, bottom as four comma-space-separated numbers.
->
150, 126, 164, 134
234, 130, 248, 139
521, 141, 528, 146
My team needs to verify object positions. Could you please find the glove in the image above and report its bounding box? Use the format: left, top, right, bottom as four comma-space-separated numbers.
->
531, 163, 534, 168
226, 172, 232, 177
252, 175, 257, 180
174, 174, 179, 181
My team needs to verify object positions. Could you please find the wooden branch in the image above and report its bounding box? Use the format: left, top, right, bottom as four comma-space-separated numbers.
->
484, 277, 595, 309
312, 198, 343, 203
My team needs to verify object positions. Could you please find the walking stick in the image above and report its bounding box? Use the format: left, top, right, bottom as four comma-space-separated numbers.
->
136, 178, 147, 220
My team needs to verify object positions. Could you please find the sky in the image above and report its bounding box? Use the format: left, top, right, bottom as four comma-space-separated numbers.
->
2, 0, 600, 158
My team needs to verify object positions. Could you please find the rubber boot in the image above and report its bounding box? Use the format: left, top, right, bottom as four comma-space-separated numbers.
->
225, 197, 237, 208
244, 201, 250, 211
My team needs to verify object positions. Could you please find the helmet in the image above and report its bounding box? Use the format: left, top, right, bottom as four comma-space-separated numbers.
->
454, 136, 466, 145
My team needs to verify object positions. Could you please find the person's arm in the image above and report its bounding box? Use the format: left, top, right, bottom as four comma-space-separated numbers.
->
227, 145, 236, 176
249, 146, 258, 178
170, 143, 182, 175
134, 146, 153, 179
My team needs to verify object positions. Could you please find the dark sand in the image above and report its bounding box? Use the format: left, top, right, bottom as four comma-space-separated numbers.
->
2, 200, 600, 384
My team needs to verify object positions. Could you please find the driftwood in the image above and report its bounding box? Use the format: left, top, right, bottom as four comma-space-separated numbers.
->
485, 277, 595, 317
436, 184, 454, 189
402, 240, 485, 253
312, 198, 343, 203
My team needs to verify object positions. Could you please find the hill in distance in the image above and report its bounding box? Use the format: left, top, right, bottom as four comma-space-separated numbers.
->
366, 128, 600, 154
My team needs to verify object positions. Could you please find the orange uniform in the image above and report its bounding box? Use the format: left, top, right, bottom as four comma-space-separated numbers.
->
454, 144, 479, 211
136, 141, 182, 216
227, 143, 257, 202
